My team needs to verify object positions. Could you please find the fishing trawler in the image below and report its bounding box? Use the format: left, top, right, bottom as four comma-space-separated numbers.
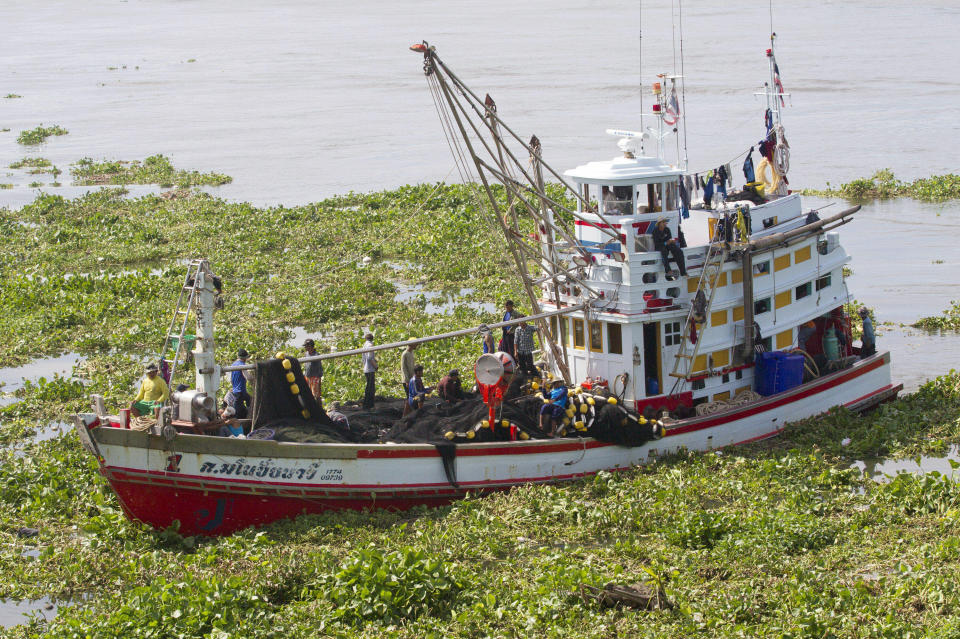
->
73, 36, 899, 536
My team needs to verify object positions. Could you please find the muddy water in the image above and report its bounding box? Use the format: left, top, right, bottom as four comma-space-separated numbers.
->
853, 445, 960, 482
1, 1, 957, 205
0, 1, 958, 389
0, 598, 59, 629
0, 353, 84, 406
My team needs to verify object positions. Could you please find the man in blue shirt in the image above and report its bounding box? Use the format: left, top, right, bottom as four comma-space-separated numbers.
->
231, 348, 252, 417
407, 365, 433, 411
539, 379, 569, 436
499, 300, 516, 355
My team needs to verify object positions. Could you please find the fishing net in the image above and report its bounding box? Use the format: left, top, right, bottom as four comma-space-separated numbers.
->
251, 364, 658, 448
251, 357, 357, 443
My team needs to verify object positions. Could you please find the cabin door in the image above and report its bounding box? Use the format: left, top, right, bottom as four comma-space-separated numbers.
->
642, 322, 661, 396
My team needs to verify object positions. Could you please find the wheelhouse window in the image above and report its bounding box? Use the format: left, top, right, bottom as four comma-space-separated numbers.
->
663, 320, 682, 346
795, 282, 813, 300
572, 318, 585, 349
589, 322, 603, 352
816, 273, 832, 291
607, 322, 623, 355
753, 261, 771, 276
602, 185, 632, 215
754, 297, 772, 315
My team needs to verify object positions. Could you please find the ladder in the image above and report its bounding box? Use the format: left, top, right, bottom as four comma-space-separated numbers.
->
158, 259, 205, 387
669, 243, 729, 385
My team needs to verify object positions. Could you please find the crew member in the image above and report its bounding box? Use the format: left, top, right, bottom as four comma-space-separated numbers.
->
859, 307, 876, 358
361, 333, 378, 410
652, 216, 687, 277
539, 379, 569, 436
437, 369, 464, 402
513, 316, 537, 376
303, 339, 324, 406
500, 301, 516, 355
130, 363, 169, 417
407, 364, 433, 411
231, 349, 252, 416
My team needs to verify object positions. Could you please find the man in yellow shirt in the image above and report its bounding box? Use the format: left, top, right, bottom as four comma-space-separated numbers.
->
130, 363, 169, 417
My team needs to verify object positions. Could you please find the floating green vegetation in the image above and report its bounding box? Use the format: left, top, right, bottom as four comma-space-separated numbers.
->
28, 181, 44, 188
0, 183, 12, 189
802, 169, 960, 202
4, 182, 960, 636
70, 154, 232, 188
12, 158, 52, 169
16, 125, 69, 146
4, 93, 22, 99
915, 300, 960, 331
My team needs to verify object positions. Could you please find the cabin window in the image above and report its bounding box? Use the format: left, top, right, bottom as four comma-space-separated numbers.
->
735, 369, 743, 380
607, 322, 623, 354
722, 373, 730, 383
816, 273, 832, 291
642, 272, 658, 283
663, 321, 682, 346
644, 289, 659, 300
637, 183, 664, 213
589, 322, 603, 352
753, 261, 771, 276
761, 337, 773, 352
663, 182, 678, 210
572, 318, 585, 349
602, 185, 632, 215
754, 297, 772, 315
795, 282, 812, 300
692, 379, 706, 391
666, 287, 680, 298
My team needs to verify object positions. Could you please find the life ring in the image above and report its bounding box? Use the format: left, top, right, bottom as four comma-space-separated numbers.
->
757, 157, 782, 195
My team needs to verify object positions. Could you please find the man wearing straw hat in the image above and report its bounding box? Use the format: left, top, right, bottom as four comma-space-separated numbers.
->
652, 216, 687, 278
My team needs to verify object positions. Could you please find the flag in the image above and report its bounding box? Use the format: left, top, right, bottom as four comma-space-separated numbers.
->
773, 60, 786, 107
664, 87, 681, 125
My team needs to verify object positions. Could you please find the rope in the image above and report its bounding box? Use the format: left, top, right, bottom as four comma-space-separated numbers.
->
131, 415, 156, 431
694, 389, 762, 416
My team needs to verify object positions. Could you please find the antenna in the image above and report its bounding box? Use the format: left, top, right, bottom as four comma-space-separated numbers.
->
678, 0, 689, 171
638, 3, 644, 154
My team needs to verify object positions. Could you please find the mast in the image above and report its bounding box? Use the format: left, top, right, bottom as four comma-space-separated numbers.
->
411, 42, 619, 382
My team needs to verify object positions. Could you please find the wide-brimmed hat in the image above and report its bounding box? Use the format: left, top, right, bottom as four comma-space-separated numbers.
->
145, 363, 158, 372
656, 215, 668, 223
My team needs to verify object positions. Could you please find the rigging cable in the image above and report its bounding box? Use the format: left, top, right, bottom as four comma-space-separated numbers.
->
678, 0, 689, 171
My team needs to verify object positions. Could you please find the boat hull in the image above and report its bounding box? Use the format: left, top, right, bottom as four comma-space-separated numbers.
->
80, 352, 898, 536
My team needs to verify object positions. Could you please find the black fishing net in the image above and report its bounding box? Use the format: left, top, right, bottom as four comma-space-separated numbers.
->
251, 365, 658, 448
251, 357, 357, 443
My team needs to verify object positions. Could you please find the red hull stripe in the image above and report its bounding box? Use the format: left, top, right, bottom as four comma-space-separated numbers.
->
104, 422, 790, 504
844, 383, 896, 408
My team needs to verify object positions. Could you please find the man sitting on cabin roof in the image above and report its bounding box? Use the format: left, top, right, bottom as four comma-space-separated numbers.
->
437, 369, 464, 403
652, 216, 688, 278
130, 363, 169, 417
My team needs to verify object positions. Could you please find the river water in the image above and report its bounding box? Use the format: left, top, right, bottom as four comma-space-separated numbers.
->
0, 1, 958, 389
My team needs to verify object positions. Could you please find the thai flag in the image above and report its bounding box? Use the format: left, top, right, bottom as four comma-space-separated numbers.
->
773, 60, 786, 107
